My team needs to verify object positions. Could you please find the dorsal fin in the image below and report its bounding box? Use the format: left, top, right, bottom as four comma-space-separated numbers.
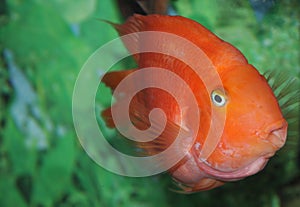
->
111, 14, 248, 70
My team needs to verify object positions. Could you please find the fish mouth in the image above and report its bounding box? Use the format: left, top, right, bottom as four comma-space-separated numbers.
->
196, 152, 274, 181
195, 119, 287, 181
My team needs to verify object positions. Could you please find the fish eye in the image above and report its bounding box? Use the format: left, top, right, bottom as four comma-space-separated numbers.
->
211, 90, 227, 107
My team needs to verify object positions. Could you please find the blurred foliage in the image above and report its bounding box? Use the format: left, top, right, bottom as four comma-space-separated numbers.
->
0, 0, 299, 207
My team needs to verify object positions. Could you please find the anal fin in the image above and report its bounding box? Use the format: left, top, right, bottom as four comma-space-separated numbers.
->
101, 69, 137, 128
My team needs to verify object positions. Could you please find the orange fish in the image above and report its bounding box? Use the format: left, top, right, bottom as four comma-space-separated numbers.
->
101, 14, 287, 193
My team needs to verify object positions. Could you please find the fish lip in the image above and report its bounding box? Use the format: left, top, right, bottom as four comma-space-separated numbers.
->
195, 153, 274, 181
264, 119, 287, 134
264, 119, 288, 149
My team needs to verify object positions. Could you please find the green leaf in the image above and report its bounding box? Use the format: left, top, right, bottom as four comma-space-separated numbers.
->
0, 176, 27, 207
3, 117, 37, 176
32, 133, 76, 206
52, 0, 97, 24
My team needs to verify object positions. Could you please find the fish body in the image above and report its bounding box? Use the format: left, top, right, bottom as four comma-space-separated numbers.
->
101, 14, 287, 192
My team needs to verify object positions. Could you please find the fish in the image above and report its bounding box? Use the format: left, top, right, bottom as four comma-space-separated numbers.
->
100, 14, 288, 193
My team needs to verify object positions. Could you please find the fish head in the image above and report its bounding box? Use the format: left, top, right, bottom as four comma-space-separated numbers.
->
195, 65, 287, 181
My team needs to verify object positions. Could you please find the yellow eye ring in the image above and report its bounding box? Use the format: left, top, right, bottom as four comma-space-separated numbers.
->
211, 90, 227, 107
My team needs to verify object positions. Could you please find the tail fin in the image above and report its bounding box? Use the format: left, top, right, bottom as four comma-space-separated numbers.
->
116, 0, 170, 19
101, 69, 136, 92
136, 0, 170, 15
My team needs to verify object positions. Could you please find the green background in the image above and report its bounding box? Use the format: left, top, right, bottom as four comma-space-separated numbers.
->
0, 0, 299, 206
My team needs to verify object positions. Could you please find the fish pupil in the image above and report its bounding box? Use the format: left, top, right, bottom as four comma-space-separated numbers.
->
214, 95, 222, 103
